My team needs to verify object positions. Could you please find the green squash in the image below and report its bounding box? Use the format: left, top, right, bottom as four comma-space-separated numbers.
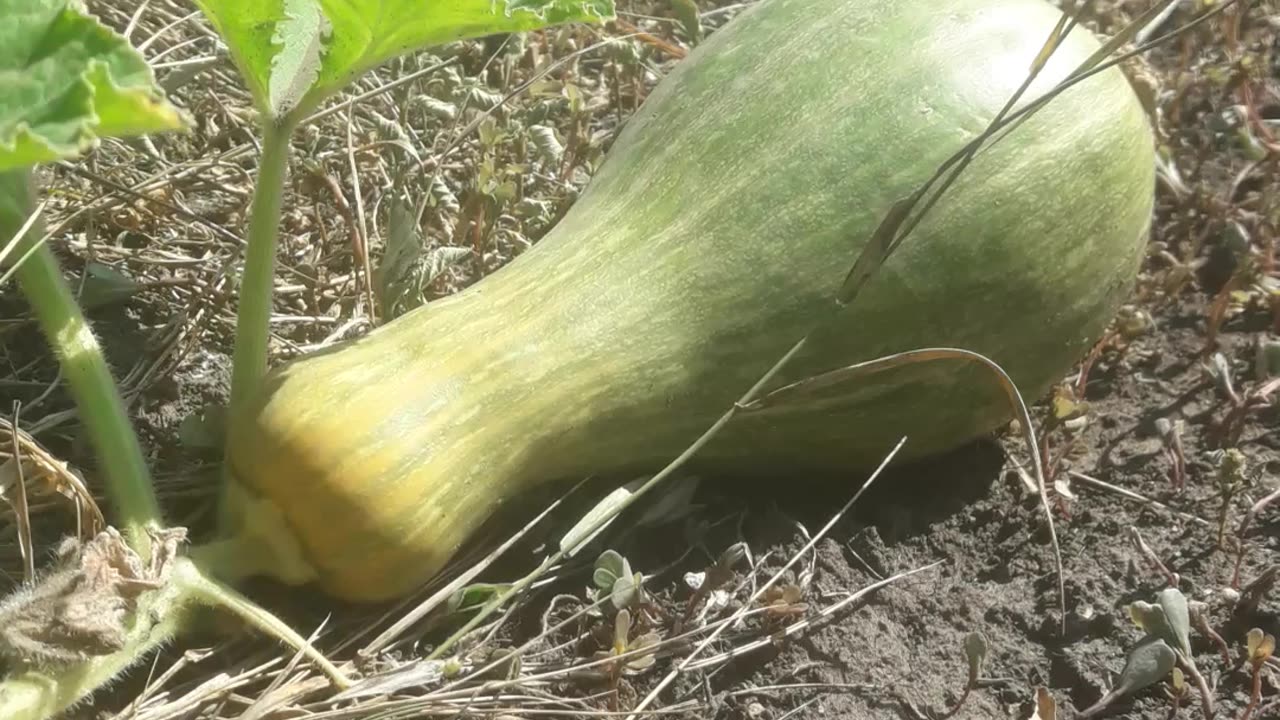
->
223, 0, 1155, 602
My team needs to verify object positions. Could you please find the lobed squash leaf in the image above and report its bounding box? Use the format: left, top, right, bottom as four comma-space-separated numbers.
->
0, 0, 187, 172
192, 0, 616, 120
269, 0, 332, 118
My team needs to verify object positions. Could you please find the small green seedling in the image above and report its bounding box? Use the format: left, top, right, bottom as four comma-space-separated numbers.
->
678, 542, 746, 631
1154, 417, 1188, 490
1127, 587, 1214, 720
1203, 353, 1280, 448
1213, 448, 1255, 549
938, 631, 988, 719
596, 608, 660, 678
1240, 628, 1275, 720
593, 549, 646, 611
1077, 636, 1177, 719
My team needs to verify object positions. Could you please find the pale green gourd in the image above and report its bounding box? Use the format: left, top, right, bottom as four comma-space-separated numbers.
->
224, 0, 1155, 602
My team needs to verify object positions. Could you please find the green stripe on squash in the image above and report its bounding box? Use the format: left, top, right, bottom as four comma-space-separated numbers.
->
224, 0, 1155, 602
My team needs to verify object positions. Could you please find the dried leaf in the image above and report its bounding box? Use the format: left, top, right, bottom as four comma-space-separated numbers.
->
528, 124, 563, 164
562, 485, 636, 557
375, 196, 426, 319
0, 526, 186, 668
1029, 686, 1056, 720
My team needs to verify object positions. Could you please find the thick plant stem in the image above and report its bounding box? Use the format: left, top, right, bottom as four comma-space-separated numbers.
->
0, 586, 189, 720
2, 170, 161, 549
227, 120, 295, 426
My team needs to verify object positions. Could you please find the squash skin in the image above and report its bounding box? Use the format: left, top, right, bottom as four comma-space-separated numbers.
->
226, 0, 1155, 602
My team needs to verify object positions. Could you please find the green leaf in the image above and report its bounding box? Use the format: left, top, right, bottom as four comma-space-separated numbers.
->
670, 0, 701, 45
192, 0, 615, 120
376, 195, 426, 319
269, 0, 332, 117
592, 549, 628, 590
1115, 637, 1176, 695
79, 260, 139, 308
1155, 588, 1193, 659
964, 631, 988, 684
446, 582, 512, 615
0, 0, 187, 171
177, 404, 228, 450
611, 571, 641, 610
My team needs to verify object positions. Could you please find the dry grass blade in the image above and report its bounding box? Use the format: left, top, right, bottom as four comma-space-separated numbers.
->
1068, 471, 1212, 527
837, 194, 917, 305
1031, 12, 1075, 74
681, 561, 943, 672
0, 193, 51, 271
239, 617, 335, 719
1068, 0, 1179, 77
0, 416, 105, 543
4, 407, 34, 582
0, 207, 57, 291
360, 479, 587, 657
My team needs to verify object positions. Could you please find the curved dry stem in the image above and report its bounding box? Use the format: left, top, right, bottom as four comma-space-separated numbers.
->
741, 346, 1066, 631
171, 559, 352, 689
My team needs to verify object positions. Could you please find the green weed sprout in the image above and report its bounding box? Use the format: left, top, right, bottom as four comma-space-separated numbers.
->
594, 549, 647, 612
1240, 628, 1275, 720
937, 631, 988, 719
1077, 636, 1177, 719
0, 0, 615, 717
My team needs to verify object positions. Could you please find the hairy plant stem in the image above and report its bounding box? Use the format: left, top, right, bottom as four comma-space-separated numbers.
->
0, 583, 189, 720
1, 170, 161, 551
0, 556, 350, 720
226, 119, 296, 428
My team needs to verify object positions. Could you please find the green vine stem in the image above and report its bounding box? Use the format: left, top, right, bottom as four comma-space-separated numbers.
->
226, 119, 297, 426
1, 170, 162, 550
